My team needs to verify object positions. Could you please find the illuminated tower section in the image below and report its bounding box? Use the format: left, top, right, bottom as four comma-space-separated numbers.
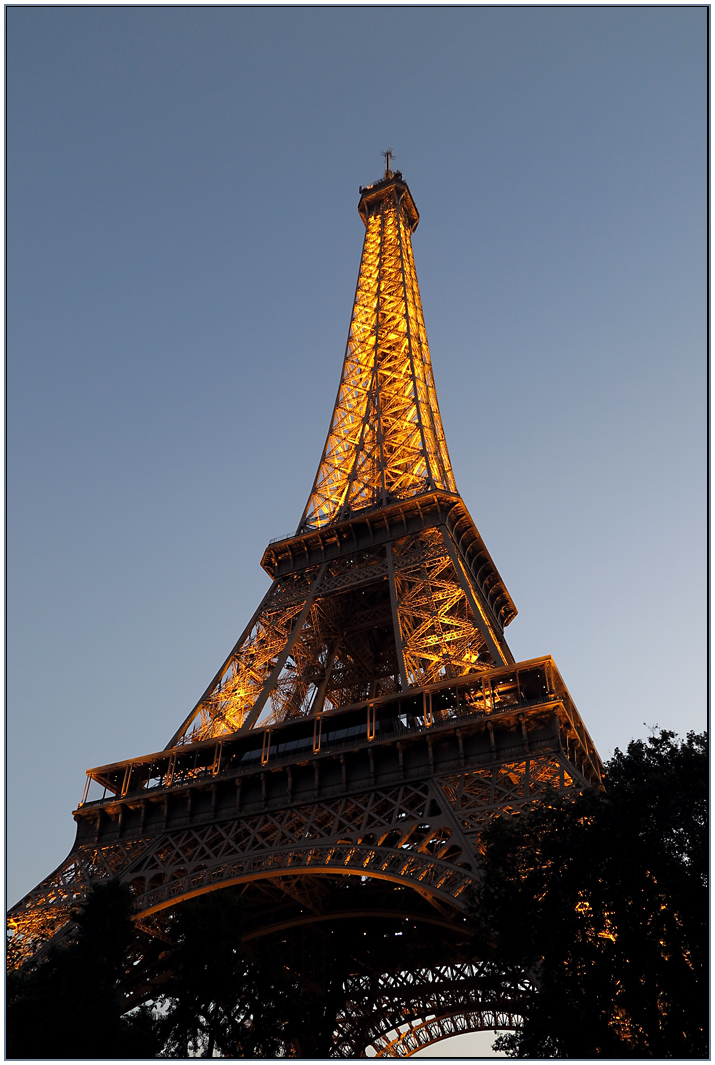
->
301, 174, 456, 529
9, 168, 602, 1060
164, 168, 518, 746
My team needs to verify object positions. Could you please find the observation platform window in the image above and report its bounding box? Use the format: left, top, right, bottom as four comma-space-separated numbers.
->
517, 667, 549, 703
274, 734, 313, 757
492, 673, 519, 710
375, 713, 401, 736
324, 722, 366, 744
459, 682, 488, 714
144, 766, 165, 791
239, 747, 262, 765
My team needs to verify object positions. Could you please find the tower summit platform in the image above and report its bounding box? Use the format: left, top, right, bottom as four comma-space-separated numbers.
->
358, 170, 420, 231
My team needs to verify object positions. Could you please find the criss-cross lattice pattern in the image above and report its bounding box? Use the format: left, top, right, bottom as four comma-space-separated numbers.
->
332, 962, 531, 1057
6, 839, 152, 969
7, 748, 588, 970
439, 757, 577, 848
183, 569, 321, 742
174, 529, 505, 744
168, 175, 513, 746
393, 529, 496, 684
374, 1011, 510, 1057
300, 180, 455, 532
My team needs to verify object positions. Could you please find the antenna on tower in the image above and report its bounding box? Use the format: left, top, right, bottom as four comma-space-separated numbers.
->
382, 148, 395, 178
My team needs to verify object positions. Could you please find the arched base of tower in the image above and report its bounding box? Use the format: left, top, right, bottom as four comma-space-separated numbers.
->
368, 1012, 517, 1057
123, 877, 530, 1057
331, 959, 527, 1058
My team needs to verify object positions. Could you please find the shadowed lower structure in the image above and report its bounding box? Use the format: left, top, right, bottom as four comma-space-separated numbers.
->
8, 163, 602, 1057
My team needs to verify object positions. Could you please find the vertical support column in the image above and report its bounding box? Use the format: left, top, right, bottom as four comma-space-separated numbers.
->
395, 190, 436, 491
374, 203, 388, 504
487, 721, 497, 761
310, 635, 342, 715
241, 563, 328, 731
313, 716, 322, 753
166, 576, 282, 748
423, 689, 433, 726
386, 543, 409, 690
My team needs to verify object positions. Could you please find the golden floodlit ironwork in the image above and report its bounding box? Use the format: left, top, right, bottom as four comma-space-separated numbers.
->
164, 172, 515, 749
8, 162, 603, 1056
300, 174, 455, 529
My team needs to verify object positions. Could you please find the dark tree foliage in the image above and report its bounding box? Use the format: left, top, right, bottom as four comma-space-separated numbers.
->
7, 882, 325, 1058
6, 880, 160, 1059
154, 890, 307, 1057
474, 730, 708, 1058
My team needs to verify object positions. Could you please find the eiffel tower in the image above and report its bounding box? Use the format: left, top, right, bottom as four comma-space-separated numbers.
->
8, 161, 603, 1056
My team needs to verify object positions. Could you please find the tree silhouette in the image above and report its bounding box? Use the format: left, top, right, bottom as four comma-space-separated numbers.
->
6, 880, 159, 1059
154, 890, 306, 1057
474, 729, 708, 1058
10, 729, 704, 1058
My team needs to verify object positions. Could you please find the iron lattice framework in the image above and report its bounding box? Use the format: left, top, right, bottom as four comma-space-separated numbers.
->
8, 166, 603, 1057
334, 962, 533, 1057
300, 174, 455, 529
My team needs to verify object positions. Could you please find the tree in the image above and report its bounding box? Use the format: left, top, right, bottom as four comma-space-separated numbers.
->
6, 880, 160, 1059
7, 883, 312, 1058
475, 729, 708, 1058
154, 890, 307, 1057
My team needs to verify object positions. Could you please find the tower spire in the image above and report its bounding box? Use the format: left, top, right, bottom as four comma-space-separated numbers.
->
299, 171, 456, 533
381, 147, 395, 178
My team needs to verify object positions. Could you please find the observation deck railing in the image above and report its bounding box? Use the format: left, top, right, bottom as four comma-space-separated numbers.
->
79, 656, 601, 807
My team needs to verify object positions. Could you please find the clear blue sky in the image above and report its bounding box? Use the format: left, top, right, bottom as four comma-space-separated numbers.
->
8, 2, 705, 946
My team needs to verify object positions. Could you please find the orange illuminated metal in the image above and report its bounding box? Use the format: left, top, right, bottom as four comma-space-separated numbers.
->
168, 173, 517, 747
8, 166, 603, 1057
300, 174, 456, 531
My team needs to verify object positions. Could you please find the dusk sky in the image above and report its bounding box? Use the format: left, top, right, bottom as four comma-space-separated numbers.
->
7, 7, 706, 1053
